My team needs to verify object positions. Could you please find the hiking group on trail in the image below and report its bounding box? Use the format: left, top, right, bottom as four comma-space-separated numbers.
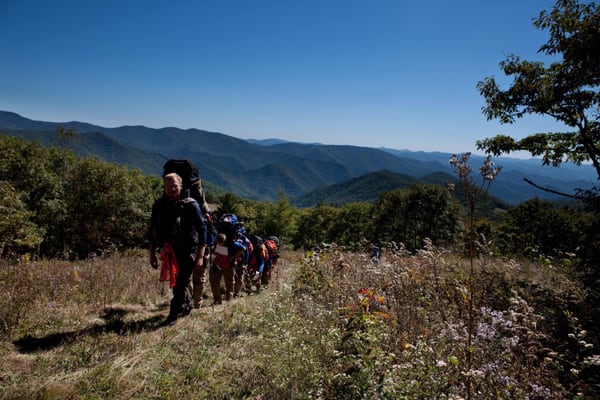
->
148, 159, 280, 326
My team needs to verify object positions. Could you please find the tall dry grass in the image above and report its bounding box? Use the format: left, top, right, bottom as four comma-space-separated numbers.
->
1, 245, 597, 399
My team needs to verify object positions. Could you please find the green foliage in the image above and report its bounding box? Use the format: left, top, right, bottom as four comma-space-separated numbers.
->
216, 192, 244, 216
496, 198, 579, 258
293, 204, 340, 249
370, 184, 463, 251
332, 202, 373, 251
477, 0, 600, 178
0, 181, 44, 254
255, 191, 299, 241
0, 133, 158, 258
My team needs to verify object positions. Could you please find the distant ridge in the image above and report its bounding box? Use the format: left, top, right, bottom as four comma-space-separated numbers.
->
245, 138, 290, 146
0, 109, 595, 205
294, 170, 420, 207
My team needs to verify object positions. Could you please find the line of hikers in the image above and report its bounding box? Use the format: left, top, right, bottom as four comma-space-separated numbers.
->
200, 212, 281, 306
148, 159, 280, 325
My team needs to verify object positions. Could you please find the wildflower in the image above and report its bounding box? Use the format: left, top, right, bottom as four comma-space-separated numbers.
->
479, 155, 502, 181
436, 360, 447, 368
583, 355, 600, 366
448, 152, 473, 179
464, 369, 485, 379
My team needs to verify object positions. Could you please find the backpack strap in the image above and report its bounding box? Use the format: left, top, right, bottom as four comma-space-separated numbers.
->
179, 197, 197, 205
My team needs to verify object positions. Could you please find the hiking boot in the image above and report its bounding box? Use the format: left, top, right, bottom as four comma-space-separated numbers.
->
181, 303, 193, 317
163, 315, 177, 326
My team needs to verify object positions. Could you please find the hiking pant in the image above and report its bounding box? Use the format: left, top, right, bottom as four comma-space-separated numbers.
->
233, 261, 245, 296
261, 263, 272, 286
247, 264, 262, 293
192, 253, 209, 307
209, 263, 233, 303
169, 258, 194, 319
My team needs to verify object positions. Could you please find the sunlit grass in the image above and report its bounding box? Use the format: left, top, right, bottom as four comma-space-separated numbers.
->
1, 246, 596, 399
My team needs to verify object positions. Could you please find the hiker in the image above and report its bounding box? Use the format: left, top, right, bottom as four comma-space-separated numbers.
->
162, 159, 212, 309
209, 233, 245, 304
370, 245, 381, 264
192, 212, 214, 308
149, 173, 208, 325
262, 236, 280, 287
233, 230, 253, 297
246, 235, 267, 293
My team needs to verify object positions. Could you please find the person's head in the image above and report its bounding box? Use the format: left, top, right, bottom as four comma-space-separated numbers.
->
163, 173, 182, 202
217, 233, 226, 244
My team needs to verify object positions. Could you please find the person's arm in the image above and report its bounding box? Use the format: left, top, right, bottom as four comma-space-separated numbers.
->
256, 247, 265, 274
192, 201, 207, 267
195, 244, 206, 267
149, 200, 160, 269
227, 242, 245, 264
150, 243, 158, 269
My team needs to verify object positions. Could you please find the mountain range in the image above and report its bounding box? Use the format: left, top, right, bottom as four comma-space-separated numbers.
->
1, 110, 596, 206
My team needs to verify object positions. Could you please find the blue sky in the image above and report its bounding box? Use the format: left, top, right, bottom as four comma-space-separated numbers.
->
0, 1, 563, 154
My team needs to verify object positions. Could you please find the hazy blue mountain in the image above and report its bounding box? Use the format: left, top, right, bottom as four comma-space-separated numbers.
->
245, 138, 291, 146
1, 110, 595, 205
294, 170, 419, 207
381, 147, 598, 182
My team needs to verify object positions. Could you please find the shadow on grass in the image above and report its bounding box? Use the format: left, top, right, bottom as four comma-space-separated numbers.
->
12, 306, 167, 353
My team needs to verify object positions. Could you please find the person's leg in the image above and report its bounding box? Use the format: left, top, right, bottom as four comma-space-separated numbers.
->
261, 263, 271, 286
223, 267, 234, 301
192, 262, 207, 308
233, 262, 244, 296
209, 265, 222, 304
167, 263, 194, 323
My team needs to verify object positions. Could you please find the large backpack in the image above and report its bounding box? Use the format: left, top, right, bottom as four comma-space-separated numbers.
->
204, 213, 217, 247
236, 233, 253, 265
264, 236, 280, 265
217, 213, 239, 242
248, 235, 268, 266
162, 159, 210, 213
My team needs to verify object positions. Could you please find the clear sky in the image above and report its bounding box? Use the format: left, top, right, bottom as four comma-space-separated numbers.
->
0, 1, 564, 154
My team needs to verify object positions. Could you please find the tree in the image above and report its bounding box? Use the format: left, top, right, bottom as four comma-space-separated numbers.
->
0, 133, 160, 258
216, 193, 244, 216
292, 204, 340, 250
371, 184, 462, 251
0, 181, 44, 255
333, 202, 372, 251
259, 191, 299, 242
497, 198, 578, 258
477, 0, 600, 180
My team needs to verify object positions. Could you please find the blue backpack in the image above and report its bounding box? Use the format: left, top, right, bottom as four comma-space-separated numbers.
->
217, 213, 239, 242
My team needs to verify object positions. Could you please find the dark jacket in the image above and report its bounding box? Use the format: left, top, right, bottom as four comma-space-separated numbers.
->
149, 196, 207, 265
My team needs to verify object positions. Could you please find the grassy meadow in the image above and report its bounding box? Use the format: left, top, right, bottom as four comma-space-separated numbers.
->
1, 244, 598, 399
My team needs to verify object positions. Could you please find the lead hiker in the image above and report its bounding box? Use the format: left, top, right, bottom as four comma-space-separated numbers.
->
161, 159, 213, 308
149, 173, 208, 326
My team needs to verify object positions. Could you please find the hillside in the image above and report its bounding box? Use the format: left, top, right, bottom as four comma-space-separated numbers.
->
2, 248, 594, 399
295, 170, 420, 206
1, 110, 595, 205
